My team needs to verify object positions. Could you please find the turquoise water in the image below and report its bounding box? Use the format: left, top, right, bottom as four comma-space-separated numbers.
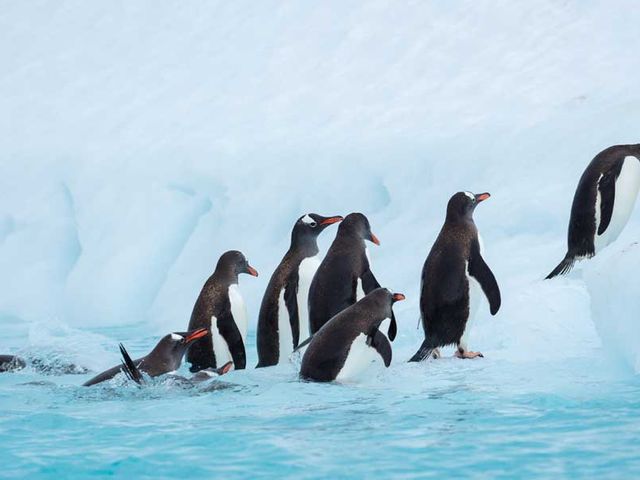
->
1, 325, 639, 479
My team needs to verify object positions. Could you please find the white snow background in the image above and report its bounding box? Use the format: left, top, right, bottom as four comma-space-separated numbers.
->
0, 1, 639, 372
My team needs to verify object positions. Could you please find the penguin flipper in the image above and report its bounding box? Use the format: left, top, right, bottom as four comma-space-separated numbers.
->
284, 274, 300, 348
218, 315, 247, 370
119, 343, 144, 385
293, 335, 314, 353
360, 268, 381, 294
468, 240, 501, 315
597, 160, 623, 235
366, 328, 392, 367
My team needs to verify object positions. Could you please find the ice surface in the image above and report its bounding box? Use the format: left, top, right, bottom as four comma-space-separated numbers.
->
0, 2, 639, 367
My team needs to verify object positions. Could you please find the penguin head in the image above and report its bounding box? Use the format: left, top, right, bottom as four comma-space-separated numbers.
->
214, 250, 259, 281
339, 213, 380, 245
446, 191, 491, 220
152, 328, 209, 365
291, 213, 343, 245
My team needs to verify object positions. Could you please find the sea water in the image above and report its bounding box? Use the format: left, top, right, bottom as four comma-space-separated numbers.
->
1, 325, 639, 479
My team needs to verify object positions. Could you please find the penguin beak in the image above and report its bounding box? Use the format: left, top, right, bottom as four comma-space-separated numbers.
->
392, 293, 406, 302
185, 328, 209, 343
245, 265, 259, 277
320, 216, 343, 225
369, 233, 381, 246
475, 192, 491, 203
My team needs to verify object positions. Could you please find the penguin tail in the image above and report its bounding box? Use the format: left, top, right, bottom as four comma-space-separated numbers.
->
408, 340, 435, 363
545, 254, 576, 279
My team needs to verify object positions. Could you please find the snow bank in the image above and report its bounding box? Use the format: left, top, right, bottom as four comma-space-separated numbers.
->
0, 1, 639, 362
584, 242, 640, 373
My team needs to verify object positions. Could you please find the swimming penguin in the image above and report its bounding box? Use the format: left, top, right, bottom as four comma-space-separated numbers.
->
256, 213, 343, 368
547, 144, 640, 279
186, 250, 258, 372
83, 328, 209, 386
0, 355, 26, 372
410, 192, 501, 362
119, 344, 233, 385
308, 213, 396, 341
300, 288, 404, 382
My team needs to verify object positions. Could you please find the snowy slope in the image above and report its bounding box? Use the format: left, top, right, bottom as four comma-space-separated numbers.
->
0, 1, 639, 369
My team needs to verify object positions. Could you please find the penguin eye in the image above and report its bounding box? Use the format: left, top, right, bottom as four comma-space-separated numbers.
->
309, 221, 317, 228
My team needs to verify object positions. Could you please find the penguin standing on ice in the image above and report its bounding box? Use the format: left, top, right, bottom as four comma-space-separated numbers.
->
83, 328, 210, 386
308, 213, 397, 341
410, 192, 501, 362
186, 250, 258, 372
547, 144, 640, 278
256, 213, 343, 368
301, 288, 405, 383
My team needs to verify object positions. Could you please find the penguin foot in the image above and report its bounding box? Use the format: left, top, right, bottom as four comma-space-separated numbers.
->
455, 350, 484, 359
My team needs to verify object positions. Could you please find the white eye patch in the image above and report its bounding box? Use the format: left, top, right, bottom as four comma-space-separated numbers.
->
464, 191, 475, 200
170, 333, 183, 341
301, 214, 315, 224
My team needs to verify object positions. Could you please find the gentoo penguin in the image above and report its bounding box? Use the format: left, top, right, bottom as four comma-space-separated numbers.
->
300, 288, 405, 383
410, 192, 501, 362
308, 213, 397, 340
83, 328, 209, 386
119, 344, 233, 385
0, 355, 26, 372
186, 250, 258, 372
547, 144, 640, 278
256, 213, 343, 368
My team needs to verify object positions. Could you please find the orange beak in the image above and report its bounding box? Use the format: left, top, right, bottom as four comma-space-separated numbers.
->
185, 328, 209, 343
218, 361, 233, 375
245, 265, 259, 277
320, 216, 343, 225
392, 293, 406, 302
475, 192, 491, 203
370, 233, 380, 246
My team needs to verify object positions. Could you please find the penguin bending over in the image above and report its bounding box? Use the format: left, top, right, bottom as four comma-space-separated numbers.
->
0, 355, 26, 372
119, 344, 233, 385
308, 213, 396, 340
83, 328, 209, 386
256, 213, 343, 368
547, 144, 640, 278
187, 250, 258, 372
410, 192, 501, 362
301, 288, 405, 383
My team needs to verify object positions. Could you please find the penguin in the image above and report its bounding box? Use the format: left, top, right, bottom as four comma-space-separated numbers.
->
118, 344, 233, 385
300, 288, 405, 383
547, 144, 640, 278
83, 328, 209, 386
308, 213, 397, 341
0, 355, 26, 372
256, 213, 343, 368
410, 191, 501, 362
186, 250, 258, 372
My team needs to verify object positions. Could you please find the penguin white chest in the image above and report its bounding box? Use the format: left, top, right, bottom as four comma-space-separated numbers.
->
228, 284, 247, 342
336, 329, 387, 383
355, 248, 371, 301
595, 156, 640, 252
277, 288, 293, 360
297, 255, 321, 342
211, 315, 233, 368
